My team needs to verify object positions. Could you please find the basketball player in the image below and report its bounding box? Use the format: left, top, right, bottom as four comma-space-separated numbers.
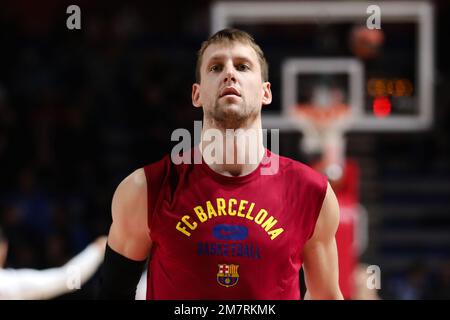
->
99, 28, 343, 300
0, 228, 106, 299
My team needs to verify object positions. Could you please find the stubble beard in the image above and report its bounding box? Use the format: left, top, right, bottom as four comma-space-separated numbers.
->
208, 99, 258, 130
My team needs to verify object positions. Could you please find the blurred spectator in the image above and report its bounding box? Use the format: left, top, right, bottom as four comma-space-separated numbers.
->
388, 262, 433, 300
429, 259, 450, 299
0, 228, 106, 299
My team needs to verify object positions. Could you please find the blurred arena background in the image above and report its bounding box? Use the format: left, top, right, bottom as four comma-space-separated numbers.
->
0, 0, 449, 299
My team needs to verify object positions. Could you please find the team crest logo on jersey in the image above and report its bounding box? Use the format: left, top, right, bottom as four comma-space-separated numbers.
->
217, 264, 239, 287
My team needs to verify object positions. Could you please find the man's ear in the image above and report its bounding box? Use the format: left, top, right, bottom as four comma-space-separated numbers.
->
0, 241, 8, 268
262, 82, 272, 106
192, 83, 202, 108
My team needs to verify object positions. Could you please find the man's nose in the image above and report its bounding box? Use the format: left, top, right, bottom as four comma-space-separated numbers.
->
223, 65, 236, 83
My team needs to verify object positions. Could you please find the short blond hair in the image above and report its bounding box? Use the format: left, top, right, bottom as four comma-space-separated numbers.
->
196, 28, 269, 83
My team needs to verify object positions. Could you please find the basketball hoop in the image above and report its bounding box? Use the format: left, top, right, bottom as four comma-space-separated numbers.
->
292, 103, 352, 182
294, 103, 350, 131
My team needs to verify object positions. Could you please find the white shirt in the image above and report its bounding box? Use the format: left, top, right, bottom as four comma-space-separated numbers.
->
0, 242, 104, 300
135, 270, 147, 300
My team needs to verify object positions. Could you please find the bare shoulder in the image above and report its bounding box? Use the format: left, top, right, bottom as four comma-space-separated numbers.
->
109, 168, 151, 260
112, 168, 147, 220
309, 183, 340, 243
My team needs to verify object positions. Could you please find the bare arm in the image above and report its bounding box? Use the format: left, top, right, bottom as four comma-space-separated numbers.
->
0, 237, 106, 300
107, 168, 152, 260
99, 168, 151, 299
303, 182, 343, 300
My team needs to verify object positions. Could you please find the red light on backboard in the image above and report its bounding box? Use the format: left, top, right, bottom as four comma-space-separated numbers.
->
373, 97, 391, 118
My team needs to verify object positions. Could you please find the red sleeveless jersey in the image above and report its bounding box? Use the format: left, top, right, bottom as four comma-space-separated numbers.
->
143, 148, 327, 299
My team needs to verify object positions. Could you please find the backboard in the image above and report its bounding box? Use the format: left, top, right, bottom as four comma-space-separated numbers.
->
211, 1, 434, 132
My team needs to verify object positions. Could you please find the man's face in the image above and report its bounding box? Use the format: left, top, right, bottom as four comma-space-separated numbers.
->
192, 42, 272, 129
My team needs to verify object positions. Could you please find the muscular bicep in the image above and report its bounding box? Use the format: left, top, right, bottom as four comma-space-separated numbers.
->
302, 182, 343, 300
108, 168, 152, 261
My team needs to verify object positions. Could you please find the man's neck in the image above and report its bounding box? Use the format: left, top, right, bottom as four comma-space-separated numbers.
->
199, 117, 265, 177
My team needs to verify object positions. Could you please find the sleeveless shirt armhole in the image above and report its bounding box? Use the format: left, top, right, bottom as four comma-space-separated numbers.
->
142, 155, 171, 238
306, 174, 329, 241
